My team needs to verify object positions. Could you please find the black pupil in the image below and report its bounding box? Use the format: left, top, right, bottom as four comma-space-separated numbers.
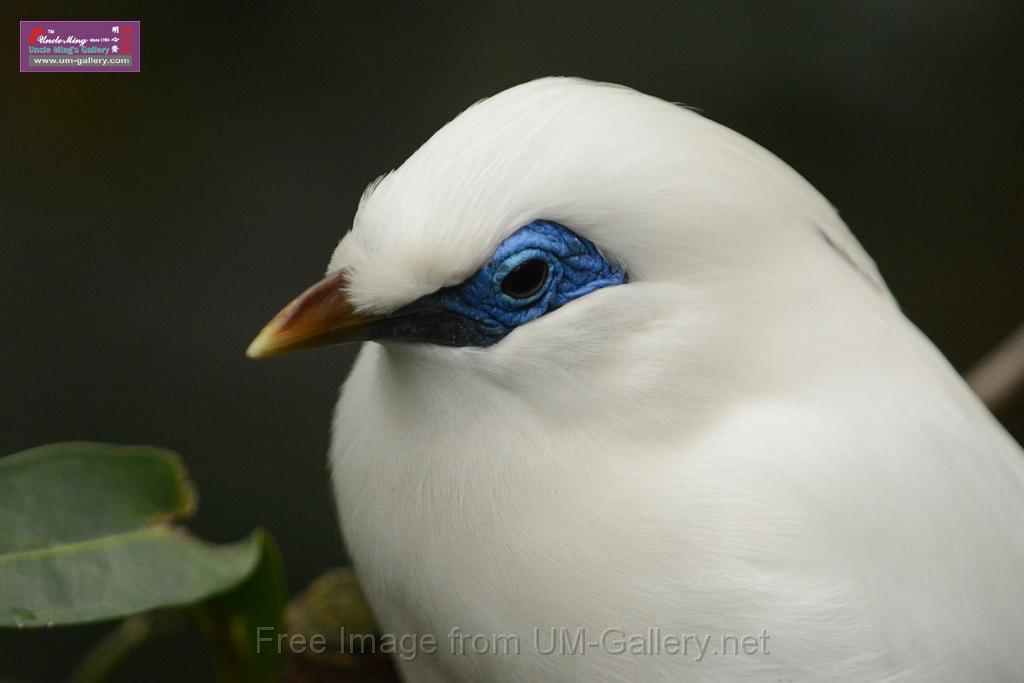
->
501, 259, 549, 299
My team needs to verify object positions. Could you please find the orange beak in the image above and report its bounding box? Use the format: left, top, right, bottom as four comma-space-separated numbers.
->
245, 270, 383, 359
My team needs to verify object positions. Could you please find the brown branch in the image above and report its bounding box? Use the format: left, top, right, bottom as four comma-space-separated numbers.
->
967, 321, 1024, 413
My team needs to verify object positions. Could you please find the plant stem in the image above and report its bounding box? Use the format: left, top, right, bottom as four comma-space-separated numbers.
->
69, 611, 184, 683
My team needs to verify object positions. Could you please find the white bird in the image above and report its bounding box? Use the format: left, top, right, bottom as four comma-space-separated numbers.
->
247, 78, 1024, 681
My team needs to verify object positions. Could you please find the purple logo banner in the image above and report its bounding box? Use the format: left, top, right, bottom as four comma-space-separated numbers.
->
20, 21, 140, 73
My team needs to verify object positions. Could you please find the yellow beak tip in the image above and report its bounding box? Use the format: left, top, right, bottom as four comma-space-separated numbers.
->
245, 332, 276, 359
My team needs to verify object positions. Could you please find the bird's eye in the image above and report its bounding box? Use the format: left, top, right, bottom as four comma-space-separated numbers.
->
499, 258, 549, 300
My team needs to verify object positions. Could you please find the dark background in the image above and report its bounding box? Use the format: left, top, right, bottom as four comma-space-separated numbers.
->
2, 1, 1022, 680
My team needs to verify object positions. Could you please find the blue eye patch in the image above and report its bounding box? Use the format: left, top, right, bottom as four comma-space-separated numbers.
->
378, 220, 627, 347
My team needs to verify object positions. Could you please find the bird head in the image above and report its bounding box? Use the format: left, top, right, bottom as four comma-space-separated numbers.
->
247, 78, 886, 404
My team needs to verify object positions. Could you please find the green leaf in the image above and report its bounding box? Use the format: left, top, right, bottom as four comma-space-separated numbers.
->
195, 530, 288, 683
0, 442, 261, 628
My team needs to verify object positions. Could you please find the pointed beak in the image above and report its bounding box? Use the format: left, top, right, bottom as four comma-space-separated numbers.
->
246, 270, 383, 359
